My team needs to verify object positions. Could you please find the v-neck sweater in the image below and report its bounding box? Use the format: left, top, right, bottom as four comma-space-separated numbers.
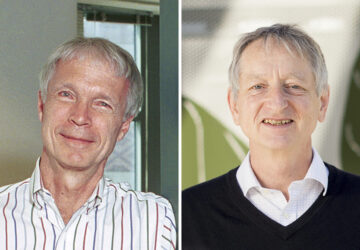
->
182, 163, 360, 250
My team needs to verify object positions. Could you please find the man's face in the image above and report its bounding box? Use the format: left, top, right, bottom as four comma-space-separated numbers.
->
228, 38, 329, 151
38, 56, 132, 171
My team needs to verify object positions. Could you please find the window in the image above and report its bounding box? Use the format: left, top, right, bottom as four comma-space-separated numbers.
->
77, 3, 170, 199
81, 7, 143, 190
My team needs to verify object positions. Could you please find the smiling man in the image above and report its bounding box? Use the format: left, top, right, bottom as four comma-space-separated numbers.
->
0, 38, 176, 249
182, 24, 360, 249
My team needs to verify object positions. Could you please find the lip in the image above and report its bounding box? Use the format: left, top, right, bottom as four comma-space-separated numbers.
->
60, 133, 95, 144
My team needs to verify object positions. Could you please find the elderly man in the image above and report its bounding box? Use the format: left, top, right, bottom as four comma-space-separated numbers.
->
182, 24, 360, 249
0, 38, 176, 249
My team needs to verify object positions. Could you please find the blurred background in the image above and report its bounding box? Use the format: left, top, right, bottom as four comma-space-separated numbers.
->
182, 0, 360, 189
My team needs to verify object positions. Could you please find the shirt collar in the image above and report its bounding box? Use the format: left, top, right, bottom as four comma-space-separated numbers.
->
85, 176, 105, 210
304, 148, 329, 195
29, 158, 44, 209
236, 153, 261, 196
236, 148, 329, 197
29, 157, 105, 210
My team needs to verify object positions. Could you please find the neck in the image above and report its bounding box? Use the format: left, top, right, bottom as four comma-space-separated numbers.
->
39, 153, 105, 224
249, 143, 313, 200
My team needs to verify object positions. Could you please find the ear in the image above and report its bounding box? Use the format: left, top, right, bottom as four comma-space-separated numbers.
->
37, 91, 44, 122
227, 87, 241, 125
318, 86, 330, 122
117, 116, 134, 142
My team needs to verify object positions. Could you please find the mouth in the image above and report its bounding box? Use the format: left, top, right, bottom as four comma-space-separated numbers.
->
262, 119, 294, 126
60, 133, 94, 144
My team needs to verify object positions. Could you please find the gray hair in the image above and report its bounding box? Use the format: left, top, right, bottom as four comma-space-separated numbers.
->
39, 37, 143, 120
229, 24, 328, 96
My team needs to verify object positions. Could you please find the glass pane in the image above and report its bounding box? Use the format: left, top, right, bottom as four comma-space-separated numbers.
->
83, 20, 141, 190
84, 21, 136, 58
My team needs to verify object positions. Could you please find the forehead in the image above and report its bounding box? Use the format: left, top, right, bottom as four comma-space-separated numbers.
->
51, 54, 119, 85
241, 38, 303, 62
238, 38, 313, 77
50, 55, 129, 97
59, 51, 114, 70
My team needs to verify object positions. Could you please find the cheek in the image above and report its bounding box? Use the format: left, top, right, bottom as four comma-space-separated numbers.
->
298, 97, 321, 116
95, 116, 123, 140
41, 102, 79, 140
43, 101, 70, 120
41, 105, 57, 129
236, 102, 256, 133
239, 97, 261, 121
294, 98, 321, 129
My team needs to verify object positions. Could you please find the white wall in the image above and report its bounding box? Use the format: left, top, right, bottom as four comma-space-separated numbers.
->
0, 0, 77, 185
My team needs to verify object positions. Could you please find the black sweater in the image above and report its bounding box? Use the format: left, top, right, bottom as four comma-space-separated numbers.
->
182, 163, 360, 250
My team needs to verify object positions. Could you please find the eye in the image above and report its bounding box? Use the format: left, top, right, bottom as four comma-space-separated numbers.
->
285, 83, 306, 95
99, 102, 109, 107
58, 91, 72, 98
95, 100, 113, 110
286, 83, 305, 91
250, 84, 264, 90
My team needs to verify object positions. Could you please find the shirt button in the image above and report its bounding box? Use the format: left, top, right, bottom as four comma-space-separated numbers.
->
283, 213, 289, 219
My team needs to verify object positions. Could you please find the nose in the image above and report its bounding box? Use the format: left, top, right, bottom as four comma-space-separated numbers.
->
264, 86, 288, 111
68, 101, 92, 127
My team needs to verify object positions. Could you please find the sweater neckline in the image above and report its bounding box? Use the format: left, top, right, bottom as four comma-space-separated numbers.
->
226, 163, 341, 240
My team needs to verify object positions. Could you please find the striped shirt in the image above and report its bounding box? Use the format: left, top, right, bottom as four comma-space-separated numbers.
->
0, 159, 176, 250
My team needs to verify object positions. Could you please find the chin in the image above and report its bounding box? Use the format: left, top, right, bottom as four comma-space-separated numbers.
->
59, 153, 94, 170
259, 137, 296, 150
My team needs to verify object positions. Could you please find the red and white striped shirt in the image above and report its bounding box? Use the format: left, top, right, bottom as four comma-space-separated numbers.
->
0, 159, 176, 250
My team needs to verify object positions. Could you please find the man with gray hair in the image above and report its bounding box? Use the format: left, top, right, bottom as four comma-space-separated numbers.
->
183, 24, 360, 249
0, 37, 176, 249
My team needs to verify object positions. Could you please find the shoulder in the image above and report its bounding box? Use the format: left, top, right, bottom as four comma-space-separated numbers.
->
104, 179, 175, 230
182, 168, 241, 248
0, 179, 30, 208
104, 179, 177, 248
182, 167, 238, 204
105, 179, 173, 211
325, 162, 360, 193
326, 162, 360, 181
0, 179, 30, 199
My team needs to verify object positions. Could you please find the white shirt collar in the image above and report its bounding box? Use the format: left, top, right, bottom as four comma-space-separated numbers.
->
29, 157, 105, 209
236, 148, 329, 197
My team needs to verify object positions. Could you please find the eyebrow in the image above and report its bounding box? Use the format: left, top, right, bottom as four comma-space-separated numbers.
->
51, 82, 119, 105
94, 94, 118, 105
286, 72, 306, 81
51, 82, 75, 92
240, 72, 307, 81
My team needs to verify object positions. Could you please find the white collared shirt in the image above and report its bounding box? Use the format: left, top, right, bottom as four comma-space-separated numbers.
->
0, 158, 176, 249
236, 149, 329, 226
